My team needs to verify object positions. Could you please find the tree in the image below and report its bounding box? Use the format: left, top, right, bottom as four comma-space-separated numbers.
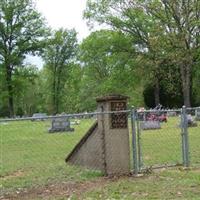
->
62, 63, 82, 113
147, 0, 200, 107
79, 30, 144, 110
42, 28, 78, 114
13, 64, 43, 116
84, 0, 200, 107
84, 0, 168, 106
0, 0, 48, 117
192, 48, 200, 105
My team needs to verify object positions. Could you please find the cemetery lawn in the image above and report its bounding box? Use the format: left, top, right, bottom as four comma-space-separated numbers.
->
80, 169, 200, 200
1, 119, 102, 195
1, 117, 200, 199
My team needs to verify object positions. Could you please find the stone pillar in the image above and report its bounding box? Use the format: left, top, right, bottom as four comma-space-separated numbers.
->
96, 94, 130, 175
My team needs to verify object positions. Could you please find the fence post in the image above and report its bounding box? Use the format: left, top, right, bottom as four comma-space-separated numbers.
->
181, 106, 186, 166
136, 111, 142, 172
131, 107, 138, 175
182, 106, 190, 167
100, 106, 107, 175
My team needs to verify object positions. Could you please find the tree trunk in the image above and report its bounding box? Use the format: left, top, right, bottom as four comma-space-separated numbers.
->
52, 75, 56, 114
154, 78, 160, 106
6, 66, 14, 117
55, 76, 60, 114
52, 66, 57, 115
56, 69, 62, 114
180, 63, 191, 107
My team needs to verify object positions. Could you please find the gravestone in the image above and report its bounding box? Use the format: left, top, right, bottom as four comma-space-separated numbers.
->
70, 119, 80, 125
187, 114, 197, 127
140, 121, 161, 130
195, 108, 200, 121
180, 114, 198, 128
31, 113, 47, 121
167, 111, 177, 117
48, 117, 74, 133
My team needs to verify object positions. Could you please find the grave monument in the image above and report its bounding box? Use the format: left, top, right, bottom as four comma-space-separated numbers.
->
195, 108, 200, 121
49, 117, 74, 133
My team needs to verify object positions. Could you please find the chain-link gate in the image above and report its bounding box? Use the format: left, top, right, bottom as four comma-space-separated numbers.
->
186, 107, 200, 168
1, 104, 200, 198
131, 106, 200, 174
141, 109, 183, 170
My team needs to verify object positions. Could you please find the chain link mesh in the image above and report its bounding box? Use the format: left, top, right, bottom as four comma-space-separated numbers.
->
135, 108, 200, 171
1, 113, 98, 196
186, 107, 200, 167
1, 108, 200, 198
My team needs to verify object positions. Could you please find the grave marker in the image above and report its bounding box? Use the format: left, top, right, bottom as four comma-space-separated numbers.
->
140, 121, 161, 130
195, 108, 200, 121
187, 114, 197, 127
49, 117, 74, 133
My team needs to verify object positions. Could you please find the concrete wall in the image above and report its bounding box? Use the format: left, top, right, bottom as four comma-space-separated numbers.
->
66, 122, 105, 171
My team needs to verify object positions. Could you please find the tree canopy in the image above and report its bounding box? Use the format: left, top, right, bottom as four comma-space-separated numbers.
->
0, 0, 48, 116
42, 28, 78, 114
0, 0, 200, 117
84, 0, 200, 107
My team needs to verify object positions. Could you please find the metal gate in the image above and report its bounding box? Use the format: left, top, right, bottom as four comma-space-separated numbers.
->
130, 106, 200, 174
187, 107, 200, 167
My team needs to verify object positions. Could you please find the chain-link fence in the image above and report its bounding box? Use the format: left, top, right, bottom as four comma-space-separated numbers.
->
1, 113, 98, 197
136, 109, 182, 170
1, 107, 200, 197
131, 106, 200, 173
186, 107, 200, 167
1, 110, 132, 197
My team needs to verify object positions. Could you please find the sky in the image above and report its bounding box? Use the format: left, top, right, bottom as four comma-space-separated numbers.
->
26, 0, 91, 68
36, 0, 90, 41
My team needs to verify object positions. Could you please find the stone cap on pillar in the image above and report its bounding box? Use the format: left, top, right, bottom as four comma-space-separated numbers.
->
96, 94, 129, 102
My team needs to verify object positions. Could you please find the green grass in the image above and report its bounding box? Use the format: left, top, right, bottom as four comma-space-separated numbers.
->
1, 119, 102, 194
0, 117, 200, 199
139, 118, 200, 168
80, 169, 200, 200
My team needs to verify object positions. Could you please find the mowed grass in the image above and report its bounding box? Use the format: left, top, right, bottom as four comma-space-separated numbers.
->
140, 118, 200, 168
1, 119, 103, 195
79, 169, 200, 200
0, 117, 200, 198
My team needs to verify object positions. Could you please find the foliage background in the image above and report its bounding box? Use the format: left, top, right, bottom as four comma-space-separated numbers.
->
0, 0, 200, 117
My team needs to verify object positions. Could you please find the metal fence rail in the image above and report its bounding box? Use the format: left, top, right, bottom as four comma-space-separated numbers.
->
131, 106, 200, 173
1, 113, 98, 196
131, 108, 182, 173
1, 110, 133, 196
186, 107, 200, 167
1, 107, 200, 196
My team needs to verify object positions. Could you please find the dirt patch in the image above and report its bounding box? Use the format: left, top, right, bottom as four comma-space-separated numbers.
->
1, 176, 123, 200
1, 170, 25, 181
3, 168, 198, 200
190, 167, 200, 173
